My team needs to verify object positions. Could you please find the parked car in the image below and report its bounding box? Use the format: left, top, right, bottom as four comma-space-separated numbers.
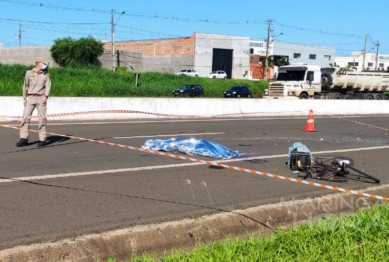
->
175, 69, 199, 77
172, 85, 205, 97
207, 70, 227, 79
224, 85, 252, 98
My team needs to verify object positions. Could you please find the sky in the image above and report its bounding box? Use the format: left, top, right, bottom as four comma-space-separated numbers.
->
0, 0, 388, 56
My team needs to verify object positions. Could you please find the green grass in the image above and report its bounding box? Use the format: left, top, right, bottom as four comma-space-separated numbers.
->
108, 203, 389, 261
0, 64, 268, 98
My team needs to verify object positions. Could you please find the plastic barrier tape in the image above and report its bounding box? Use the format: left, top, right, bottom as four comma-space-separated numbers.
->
0, 110, 306, 120
330, 115, 389, 132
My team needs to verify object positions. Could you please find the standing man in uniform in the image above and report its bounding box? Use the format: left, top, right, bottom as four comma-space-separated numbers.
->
16, 57, 51, 148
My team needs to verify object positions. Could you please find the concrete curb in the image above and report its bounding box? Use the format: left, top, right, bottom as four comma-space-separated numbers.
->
1, 184, 388, 262
2, 97, 389, 122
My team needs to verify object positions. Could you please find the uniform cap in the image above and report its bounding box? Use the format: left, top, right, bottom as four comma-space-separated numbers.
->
35, 57, 47, 63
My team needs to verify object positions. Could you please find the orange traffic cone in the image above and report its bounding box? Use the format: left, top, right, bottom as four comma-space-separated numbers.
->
302, 109, 318, 132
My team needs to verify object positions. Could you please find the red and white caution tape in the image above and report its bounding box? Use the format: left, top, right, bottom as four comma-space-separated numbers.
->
213, 110, 305, 117
329, 115, 389, 132
0, 110, 200, 119
0, 109, 306, 120
1, 123, 387, 202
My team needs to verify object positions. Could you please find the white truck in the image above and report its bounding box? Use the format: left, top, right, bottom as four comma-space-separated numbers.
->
264, 64, 389, 99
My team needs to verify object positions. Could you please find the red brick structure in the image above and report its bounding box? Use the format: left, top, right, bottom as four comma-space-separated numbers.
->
104, 34, 196, 56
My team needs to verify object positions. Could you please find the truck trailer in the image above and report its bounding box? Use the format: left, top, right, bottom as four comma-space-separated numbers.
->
264, 64, 389, 99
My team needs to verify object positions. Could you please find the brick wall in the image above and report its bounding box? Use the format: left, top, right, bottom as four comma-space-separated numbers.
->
105, 34, 196, 56
0, 45, 194, 74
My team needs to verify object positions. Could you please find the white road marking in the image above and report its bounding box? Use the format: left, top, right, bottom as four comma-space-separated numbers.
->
113, 132, 224, 139
1, 145, 389, 185
0, 163, 200, 184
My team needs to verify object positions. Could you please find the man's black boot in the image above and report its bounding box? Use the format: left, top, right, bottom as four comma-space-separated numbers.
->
16, 138, 28, 147
37, 140, 47, 148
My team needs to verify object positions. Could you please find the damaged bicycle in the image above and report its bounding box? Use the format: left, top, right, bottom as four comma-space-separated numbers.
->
287, 142, 380, 183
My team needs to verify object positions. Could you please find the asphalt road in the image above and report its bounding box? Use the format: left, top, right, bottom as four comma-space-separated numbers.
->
0, 115, 389, 250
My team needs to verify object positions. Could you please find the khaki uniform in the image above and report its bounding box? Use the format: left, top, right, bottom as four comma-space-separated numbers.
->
20, 69, 52, 141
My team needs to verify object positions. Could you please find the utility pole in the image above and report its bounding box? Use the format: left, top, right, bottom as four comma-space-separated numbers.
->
362, 34, 368, 71
263, 20, 273, 80
375, 41, 380, 71
111, 10, 125, 72
18, 24, 22, 46
16, 24, 24, 46
111, 9, 115, 71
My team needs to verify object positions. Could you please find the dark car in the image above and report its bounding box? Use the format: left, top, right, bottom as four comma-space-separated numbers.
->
224, 85, 252, 98
172, 85, 205, 97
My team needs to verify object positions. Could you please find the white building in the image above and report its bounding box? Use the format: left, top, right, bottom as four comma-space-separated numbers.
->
249, 40, 273, 56
335, 52, 389, 72
248, 40, 335, 68
274, 42, 334, 67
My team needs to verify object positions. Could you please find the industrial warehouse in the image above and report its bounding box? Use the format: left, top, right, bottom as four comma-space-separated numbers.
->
0, 32, 388, 80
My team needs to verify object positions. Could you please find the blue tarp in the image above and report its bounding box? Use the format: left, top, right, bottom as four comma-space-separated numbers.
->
141, 137, 245, 159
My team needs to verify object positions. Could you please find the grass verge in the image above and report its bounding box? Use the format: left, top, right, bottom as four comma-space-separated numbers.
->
108, 203, 389, 261
0, 64, 268, 98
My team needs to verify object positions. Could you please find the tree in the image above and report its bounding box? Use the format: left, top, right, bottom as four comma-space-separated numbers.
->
260, 56, 289, 67
329, 63, 356, 73
339, 64, 357, 73
275, 57, 289, 67
50, 37, 104, 67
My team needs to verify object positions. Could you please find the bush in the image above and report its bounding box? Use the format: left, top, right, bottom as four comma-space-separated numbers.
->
50, 37, 104, 67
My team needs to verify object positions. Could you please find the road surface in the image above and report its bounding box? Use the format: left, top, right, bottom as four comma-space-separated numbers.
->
0, 115, 388, 249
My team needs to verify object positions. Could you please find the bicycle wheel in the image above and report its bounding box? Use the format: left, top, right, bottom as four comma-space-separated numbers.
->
315, 155, 354, 167
345, 164, 380, 183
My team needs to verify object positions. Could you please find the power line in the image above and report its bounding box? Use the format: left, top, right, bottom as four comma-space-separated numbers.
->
1, 0, 264, 25
1, 0, 108, 13
0, 1, 384, 53
0, 24, 374, 55
0, 0, 370, 38
0, 17, 107, 25
276, 40, 335, 50
368, 36, 377, 46
116, 25, 180, 38
328, 42, 363, 46
0, 18, 103, 31
277, 23, 363, 38
28, 25, 105, 37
